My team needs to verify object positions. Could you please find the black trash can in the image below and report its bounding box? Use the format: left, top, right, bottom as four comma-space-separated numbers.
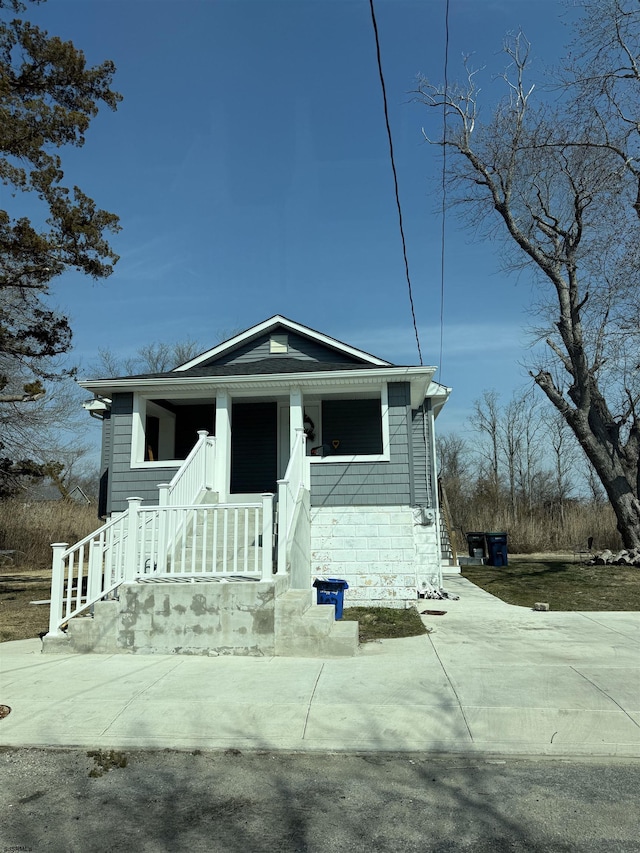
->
313, 577, 349, 619
466, 532, 487, 560
485, 532, 508, 567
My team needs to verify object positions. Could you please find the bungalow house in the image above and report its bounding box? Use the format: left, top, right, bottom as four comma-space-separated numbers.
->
44, 316, 450, 657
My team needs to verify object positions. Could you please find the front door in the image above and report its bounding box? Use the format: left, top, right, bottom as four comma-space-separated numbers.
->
230, 401, 278, 493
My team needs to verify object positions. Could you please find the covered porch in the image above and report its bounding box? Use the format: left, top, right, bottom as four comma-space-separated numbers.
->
126, 374, 392, 506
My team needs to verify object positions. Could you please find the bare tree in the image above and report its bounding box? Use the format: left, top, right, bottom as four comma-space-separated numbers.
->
544, 410, 580, 505
87, 339, 205, 379
471, 390, 501, 499
415, 1, 640, 548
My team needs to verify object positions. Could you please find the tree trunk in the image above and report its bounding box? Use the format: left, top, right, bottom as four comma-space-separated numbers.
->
573, 422, 640, 549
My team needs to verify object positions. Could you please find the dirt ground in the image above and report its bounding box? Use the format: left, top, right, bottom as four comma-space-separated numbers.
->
0, 561, 51, 642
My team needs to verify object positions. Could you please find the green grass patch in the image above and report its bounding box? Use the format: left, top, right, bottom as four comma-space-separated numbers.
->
463, 557, 640, 611
342, 606, 427, 642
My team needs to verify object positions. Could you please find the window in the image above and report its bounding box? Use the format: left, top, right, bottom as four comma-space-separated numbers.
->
321, 398, 382, 455
308, 386, 390, 463
132, 396, 215, 467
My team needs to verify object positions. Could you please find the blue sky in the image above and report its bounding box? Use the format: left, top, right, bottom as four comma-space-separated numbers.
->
28, 0, 578, 438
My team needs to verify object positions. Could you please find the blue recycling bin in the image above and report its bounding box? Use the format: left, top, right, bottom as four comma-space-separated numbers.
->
313, 577, 349, 619
485, 533, 508, 567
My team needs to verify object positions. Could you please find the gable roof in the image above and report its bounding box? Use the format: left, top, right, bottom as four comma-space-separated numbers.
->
78, 314, 449, 412
173, 315, 392, 371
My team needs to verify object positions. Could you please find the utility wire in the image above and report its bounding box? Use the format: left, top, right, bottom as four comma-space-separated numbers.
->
368, 0, 423, 366
439, 0, 451, 379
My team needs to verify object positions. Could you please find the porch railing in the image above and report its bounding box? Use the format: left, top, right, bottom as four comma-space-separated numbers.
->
47, 495, 274, 636
162, 430, 216, 507
277, 428, 309, 574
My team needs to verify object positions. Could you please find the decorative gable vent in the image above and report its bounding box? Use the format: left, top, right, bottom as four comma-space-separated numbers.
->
270, 333, 289, 353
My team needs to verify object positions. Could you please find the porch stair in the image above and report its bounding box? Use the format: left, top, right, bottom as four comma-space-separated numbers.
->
178, 506, 266, 574
275, 589, 359, 657
61, 599, 119, 654
438, 479, 460, 572
49, 581, 359, 658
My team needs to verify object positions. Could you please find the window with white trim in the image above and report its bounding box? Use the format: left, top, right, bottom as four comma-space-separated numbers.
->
131, 396, 215, 467
308, 385, 389, 463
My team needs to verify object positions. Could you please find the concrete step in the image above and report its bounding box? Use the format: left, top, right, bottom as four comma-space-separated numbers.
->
276, 588, 314, 618
62, 599, 119, 653
274, 589, 358, 657
457, 556, 484, 566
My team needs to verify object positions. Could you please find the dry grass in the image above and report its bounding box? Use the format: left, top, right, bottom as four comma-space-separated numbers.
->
0, 571, 51, 642
0, 499, 100, 642
342, 606, 427, 642
0, 498, 98, 568
463, 556, 640, 611
449, 499, 622, 555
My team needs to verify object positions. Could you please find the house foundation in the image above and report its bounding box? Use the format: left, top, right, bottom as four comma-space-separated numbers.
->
309, 504, 442, 607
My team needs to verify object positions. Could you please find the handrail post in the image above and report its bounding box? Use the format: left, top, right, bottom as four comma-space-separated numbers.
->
294, 427, 309, 489
261, 493, 274, 580
47, 542, 68, 636
206, 435, 216, 493
125, 497, 142, 581
88, 540, 103, 604
157, 484, 170, 573
276, 479, 288, 575
197, 429, 209, 490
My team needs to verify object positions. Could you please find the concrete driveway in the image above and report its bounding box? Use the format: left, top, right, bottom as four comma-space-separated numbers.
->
1, 575, 639, 757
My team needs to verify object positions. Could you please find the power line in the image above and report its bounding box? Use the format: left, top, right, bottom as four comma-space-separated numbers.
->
439, 0, 451, 379
368, 0, 423, 366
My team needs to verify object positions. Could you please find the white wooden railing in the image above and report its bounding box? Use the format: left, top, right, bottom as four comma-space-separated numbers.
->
162, 430, 216, 507
47, 495, 275, 636
277, 428, 309, 574
47, 509, 130, 637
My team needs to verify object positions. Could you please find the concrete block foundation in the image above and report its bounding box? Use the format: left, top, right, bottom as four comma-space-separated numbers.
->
310, 504, 442, 607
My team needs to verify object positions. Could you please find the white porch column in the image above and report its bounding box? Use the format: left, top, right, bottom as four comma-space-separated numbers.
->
290, 386, 303, 453
215, 390, 231, 500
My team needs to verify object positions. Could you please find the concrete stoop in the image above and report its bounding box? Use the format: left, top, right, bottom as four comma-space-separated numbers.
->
44, 578, 358, 658
274, 589, 358, 657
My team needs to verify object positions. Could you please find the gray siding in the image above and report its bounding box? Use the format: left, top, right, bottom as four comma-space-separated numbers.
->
310, 383, 412, 507
411, 403, 434, 505
108, 393, 179, 513
99, 410, 112, 517
209, 331, 364, 366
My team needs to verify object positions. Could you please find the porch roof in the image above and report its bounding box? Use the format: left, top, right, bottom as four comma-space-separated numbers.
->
79, 364, 449, 411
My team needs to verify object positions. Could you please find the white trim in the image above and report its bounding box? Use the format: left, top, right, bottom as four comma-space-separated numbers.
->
214, 390, 231, 499
172, 315, 393, 371
129, 394, 191, 469
131, 393, 144, 465
129, 460, 183, 470
80, 366, 437, 409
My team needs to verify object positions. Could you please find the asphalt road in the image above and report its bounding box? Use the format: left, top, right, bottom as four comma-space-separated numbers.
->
1, 749, 639, 852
